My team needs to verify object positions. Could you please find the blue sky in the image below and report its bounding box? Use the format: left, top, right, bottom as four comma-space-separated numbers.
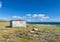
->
0, 0, 60, 22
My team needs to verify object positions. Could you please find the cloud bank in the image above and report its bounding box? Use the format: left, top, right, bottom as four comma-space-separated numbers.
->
0, 14, 50, 22
12, 14, 50, 22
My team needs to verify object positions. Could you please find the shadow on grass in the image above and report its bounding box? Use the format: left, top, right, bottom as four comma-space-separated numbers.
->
5, 26, 12, 28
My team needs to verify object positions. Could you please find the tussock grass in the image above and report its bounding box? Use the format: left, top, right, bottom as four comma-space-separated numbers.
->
0, 22, 60, 42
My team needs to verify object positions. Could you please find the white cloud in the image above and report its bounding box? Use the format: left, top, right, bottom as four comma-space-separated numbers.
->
12, 16, 21, 18
21, 16, 26, 19
25, 14, 50, 22
12, 16, 17, 18
12, 16, 26, 20
26, 14, 32, 17
41, 16, 50, 19
38, 14, 45, 17
12, 14, 50, 22
26, 19, 32, 22
30, 14, 50, 19
0, 1, 2, 8
32, 14, 45, 17
32, 14, 38, 17
35, 14, 50, 19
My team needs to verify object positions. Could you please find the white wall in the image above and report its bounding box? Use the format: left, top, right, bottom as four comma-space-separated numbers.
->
12, 21, 26, 27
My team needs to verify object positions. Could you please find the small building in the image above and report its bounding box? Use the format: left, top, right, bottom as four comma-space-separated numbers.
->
10, 20, 26, 27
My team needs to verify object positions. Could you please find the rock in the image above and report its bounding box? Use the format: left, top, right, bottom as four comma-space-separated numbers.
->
30, 30, 35, 33
6, 38, 13, 42
33, 28, 38, 31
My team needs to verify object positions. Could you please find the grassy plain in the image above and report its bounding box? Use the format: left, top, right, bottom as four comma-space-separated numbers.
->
0, 22, 60, 42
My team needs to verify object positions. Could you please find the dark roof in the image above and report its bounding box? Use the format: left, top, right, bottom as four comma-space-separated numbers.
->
10, 20, 25, 21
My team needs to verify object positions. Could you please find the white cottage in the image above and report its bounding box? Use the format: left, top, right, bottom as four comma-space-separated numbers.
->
10, 20, 26, 27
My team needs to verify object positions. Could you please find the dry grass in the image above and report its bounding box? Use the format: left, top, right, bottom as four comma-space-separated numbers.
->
0, 22, 60, 42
